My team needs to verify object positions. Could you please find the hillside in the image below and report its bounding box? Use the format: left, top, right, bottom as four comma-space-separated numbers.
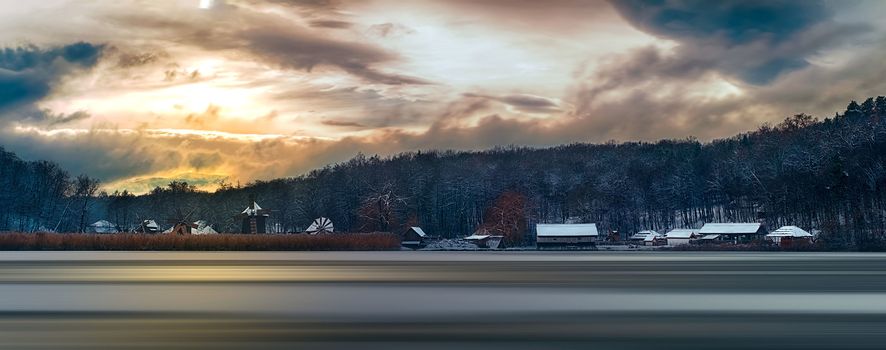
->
3, 97, 886, 249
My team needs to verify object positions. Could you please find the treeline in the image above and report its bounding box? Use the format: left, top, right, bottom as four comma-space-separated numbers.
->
0, 150, 100, 233
2, 97, 886, 249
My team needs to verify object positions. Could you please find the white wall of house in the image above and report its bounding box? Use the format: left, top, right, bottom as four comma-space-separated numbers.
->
668, 238, 691, 246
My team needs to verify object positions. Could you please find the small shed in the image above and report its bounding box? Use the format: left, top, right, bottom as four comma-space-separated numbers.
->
665, 229, 701, 246
89, 220, 118, 234
699, 223, 767, 243
629, 230, 660, 244
644, 232, 667, 246
402, 227, 429, 249
766, 226, 813, 247
137, 220, 160, 234
464, 234, 504, 249
536, 224, 598, 250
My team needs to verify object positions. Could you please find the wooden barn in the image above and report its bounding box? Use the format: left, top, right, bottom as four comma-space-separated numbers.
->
238, 201, 269, 234
766, 226, 813, 247
699, 223, 767, 243
137, 220, 160, 234
535, 223, 598, 250
464, 229, 504, 249
665, 229, 701, 246
629, 230, 660, 245
402, 226, 429, 249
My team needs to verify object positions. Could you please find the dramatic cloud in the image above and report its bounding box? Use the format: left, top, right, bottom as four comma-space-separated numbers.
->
464, 93, 561, 114
0, 0, 882, 192
610, 0, 866, 84
0, 42, 104, 114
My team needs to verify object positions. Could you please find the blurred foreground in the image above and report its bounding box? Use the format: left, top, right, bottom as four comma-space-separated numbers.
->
1, 251, 886, 349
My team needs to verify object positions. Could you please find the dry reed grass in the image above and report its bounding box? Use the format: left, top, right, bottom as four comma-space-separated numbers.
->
0, 232, 401, 251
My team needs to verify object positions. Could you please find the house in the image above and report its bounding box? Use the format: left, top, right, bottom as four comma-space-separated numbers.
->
193, 220, 218, 235
766, 226, 813, 247
402, 226, 429, 249
238, 201, 269, 234
699, 223, 767, 243
137, 220, 160, 234
88, 220, 118, 234
629, 230, 660, 244
464, 233, 504, 249
536, 223, 598, 250
644, 232, 667, 246
665, 229, 701, 246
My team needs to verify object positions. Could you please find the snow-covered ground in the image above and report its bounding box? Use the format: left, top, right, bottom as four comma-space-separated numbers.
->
421, 239, 480, 250
417, 240, 665, 251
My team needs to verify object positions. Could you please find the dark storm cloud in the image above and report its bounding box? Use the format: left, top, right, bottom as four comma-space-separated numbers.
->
613, 0, 827, 43
610, 0, 864, 84
237, 24, 435, 85
44, 110, 92, 126
109, 5, 429, 86
321, 120, 366, 128
463, 93, 560, 113
309, 19, 352, 29
188, 151, 223, 169
115, 51, 165, 68
0, 42, 104, 114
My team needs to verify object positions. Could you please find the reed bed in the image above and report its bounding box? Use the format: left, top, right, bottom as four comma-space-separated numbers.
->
0, 232, 401, 251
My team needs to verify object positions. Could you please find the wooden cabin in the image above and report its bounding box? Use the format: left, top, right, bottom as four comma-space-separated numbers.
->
665, 229, 701, 246
464, 230, 504, 249
699, 223, 767, 243
402, 226, 429, 249
535, 224, 598, 250
766, 226, 813, 247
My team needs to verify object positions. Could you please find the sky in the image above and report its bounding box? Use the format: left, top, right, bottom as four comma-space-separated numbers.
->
0, 0, 884, 193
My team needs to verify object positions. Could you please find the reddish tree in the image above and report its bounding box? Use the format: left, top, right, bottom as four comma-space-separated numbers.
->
480, 191, 529, 246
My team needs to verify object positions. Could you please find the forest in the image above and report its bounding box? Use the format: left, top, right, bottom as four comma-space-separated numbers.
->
2, 97, 886, 250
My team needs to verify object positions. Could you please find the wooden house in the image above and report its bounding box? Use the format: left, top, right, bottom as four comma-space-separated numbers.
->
766, 226, 813, 247
665, 229, 701, 246
699, 223, 767, 243
536, 224, 598, 250
402, 226, 429, 249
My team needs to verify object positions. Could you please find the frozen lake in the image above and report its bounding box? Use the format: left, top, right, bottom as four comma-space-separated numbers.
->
1, 251, 886, 349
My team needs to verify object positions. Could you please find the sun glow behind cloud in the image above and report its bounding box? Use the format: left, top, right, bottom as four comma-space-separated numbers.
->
0, 0, 881, 193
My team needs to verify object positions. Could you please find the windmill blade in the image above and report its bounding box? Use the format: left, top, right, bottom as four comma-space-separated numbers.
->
306, 217, 334, 234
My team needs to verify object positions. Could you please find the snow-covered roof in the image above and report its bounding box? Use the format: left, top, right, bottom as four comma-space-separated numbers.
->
536, 224, 598, 237
699, 223, 762, 235
143, 220, 159, 229
629, 230, 660, 240
464, 234, 490, 240
90, 220, 115, 228
90, 220, 118, 233
666, 229, 699, 239
700, 234, 721, 240
766, 226, 812, 238
410, 227, 428, 238
644, 234, 664, 242
193, 220, 218, 235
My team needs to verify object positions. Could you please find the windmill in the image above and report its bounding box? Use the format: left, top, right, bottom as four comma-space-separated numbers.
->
237, 199, 270, 234
306, 217, 334, 235
166, 207, 198, 235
